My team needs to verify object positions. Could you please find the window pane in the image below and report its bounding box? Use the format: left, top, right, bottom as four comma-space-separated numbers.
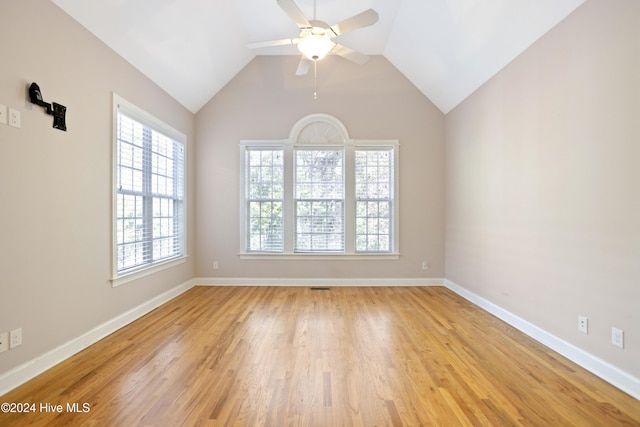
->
248, 201, 283, 252
295, 200, 344, 252
295, 150, 344, 199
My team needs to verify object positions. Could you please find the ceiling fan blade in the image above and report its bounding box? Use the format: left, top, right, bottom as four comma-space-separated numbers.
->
331, 9, 379, 36
246, 38, 297, 49
332, 44, 369, 65
296, 56, 312, 76
277, 0, 311, 28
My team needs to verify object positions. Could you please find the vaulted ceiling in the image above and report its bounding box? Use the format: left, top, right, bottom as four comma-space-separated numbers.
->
51, 0, 585, 114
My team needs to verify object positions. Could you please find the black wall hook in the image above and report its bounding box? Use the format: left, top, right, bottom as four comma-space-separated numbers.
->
28, 82, 67, 131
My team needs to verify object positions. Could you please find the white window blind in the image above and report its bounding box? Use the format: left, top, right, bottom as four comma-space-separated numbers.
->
114, 98, 185, 277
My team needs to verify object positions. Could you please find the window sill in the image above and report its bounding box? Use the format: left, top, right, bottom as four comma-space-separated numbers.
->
111, 255, 188, 288
239, 253, 400, 261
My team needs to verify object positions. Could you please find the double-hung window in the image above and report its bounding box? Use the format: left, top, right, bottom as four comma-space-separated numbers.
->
295, 148, 345, 252
112, 95, 186, 285
240, 123, 398, 258
246, 148, 284, 252
355, 148, 394, 252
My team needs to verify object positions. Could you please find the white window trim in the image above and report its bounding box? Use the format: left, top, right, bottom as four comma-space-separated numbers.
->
111, 257, 188, 287
239, 115, 399, 259
111, 94, 188, 287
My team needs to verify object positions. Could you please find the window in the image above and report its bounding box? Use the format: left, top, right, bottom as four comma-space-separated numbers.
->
246, 148, 284, 252
355, 148, 393, 252
240, 114, 398, 258
295, 149, 345, 252
112, 95, 186, 284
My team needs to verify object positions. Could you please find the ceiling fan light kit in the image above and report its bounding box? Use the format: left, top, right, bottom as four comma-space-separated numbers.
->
247, 0, 378, 97
297, 31, 335, 61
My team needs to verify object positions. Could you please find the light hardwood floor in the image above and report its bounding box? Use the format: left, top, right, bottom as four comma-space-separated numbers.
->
1, 286, 639, 426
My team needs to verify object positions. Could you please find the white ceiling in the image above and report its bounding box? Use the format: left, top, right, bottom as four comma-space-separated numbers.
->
51, 0, 585, 114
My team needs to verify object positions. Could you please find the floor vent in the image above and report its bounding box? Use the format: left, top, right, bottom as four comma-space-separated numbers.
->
310, 287, 331, 291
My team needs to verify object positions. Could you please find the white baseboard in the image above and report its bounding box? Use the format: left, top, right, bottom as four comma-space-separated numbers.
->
0, 279, 195, 397
195, 277, 444, 287
444, 279, 639, 400
4, 277, 636, 401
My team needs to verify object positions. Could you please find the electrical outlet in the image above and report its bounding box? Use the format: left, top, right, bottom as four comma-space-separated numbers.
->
421, 260, 429, 270
9, 108, 21, 128
213, 261, 219, 269
578, 316, 588, 334
0, 332, 8, 353
10, 328, 22, 349
612, 327, 624, 349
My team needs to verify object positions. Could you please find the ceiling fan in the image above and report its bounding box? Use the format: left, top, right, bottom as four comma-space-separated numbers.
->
246, 0, 379, 76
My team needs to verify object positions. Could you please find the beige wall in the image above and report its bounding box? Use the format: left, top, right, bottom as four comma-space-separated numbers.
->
194, 55, 445, 279
0, 0, 195, 374
445, 0, 639, 377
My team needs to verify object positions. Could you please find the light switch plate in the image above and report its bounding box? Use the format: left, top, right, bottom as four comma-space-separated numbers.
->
0, 104, 7, 125
0, 332, 8, 353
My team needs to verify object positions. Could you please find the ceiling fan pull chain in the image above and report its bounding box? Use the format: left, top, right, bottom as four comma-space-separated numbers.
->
314, 60, 318, 99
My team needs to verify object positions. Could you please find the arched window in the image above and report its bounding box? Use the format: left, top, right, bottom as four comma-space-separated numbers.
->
240, 114, 399, 258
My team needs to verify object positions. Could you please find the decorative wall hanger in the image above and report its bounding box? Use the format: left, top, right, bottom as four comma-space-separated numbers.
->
28, 82, 67, 131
